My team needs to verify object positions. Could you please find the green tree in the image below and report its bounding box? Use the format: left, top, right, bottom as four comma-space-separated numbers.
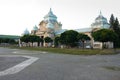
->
3, 38, 9, 43
109, 14, 115, 29
60, 30, 79, 47
29, 35, 36, 46
0, 38, 3, 43
44, 37, 53, 47
35, 36, 43, 46
113, 18, 120, 33
0, 38, 2, 43
21, 35, 43, 47
109, 14, 120, 47
8, 39, 16, 44
0, 38, 16, 46
20, 35, 30, 43
92, 29, 118, 49
77, 33, 90, 49
114, 18, 120, 47
20, 35, 30, 46
54, 36, 60, 47
44, 37, 53, 43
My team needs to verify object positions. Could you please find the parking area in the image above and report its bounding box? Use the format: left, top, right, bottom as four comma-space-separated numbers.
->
0, 47, 120, 80
0, 56, 27, 71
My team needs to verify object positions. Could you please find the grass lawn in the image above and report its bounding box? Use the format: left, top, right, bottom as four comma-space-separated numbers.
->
10, 47, 118, 55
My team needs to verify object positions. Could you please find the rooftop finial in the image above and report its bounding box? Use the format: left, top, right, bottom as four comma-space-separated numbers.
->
50, 8, 52, 12
49, 8, 53, 14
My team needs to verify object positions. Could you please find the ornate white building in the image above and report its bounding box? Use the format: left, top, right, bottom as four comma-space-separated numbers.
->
31, 8, 62, 39
23, 10, 112, 48
29, 8, 63, 46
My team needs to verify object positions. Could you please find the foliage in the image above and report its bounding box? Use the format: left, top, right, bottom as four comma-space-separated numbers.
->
92, 29, 118, 48
20, 35, 30, 43
0, 38, 16, 44
92, 29, 118, 42
20, 35, 43, 46
77, 33, 90, 41
113, 18, 120, 33
109, 14, 120, 47
109, 14, 115, 29
36, 36, 43, 46
29, 35, 36, 43
60, 30, 79, 47
54, 36, 60, 47
113, 18, 120, 47
35, 36, 43, 42
29, 35, 43, 46
8, 39, 16, 44
77, 33, 90, 48
44, 37, 53, 43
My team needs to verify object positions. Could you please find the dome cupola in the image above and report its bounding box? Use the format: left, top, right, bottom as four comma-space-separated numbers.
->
95, 11, 107, 23
23, 29, 29, 35
32, 25, 38, 31
44, 8, 57, 22
91, 11, 110, 29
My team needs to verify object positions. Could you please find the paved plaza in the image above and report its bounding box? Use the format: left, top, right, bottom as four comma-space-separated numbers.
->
0, 47, 120, 80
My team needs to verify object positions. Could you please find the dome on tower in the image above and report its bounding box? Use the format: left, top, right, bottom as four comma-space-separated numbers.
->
95, 11, 107, 22
32, 25, 38, 31
23, 29, 29, 35
91, 11, 110, 29
44, 8, 57, 19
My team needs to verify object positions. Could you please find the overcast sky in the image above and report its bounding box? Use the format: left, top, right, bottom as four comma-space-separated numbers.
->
0, 0, 120, 35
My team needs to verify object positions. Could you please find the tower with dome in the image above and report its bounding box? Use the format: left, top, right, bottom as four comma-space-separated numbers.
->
75, 11, 111, 49
31, 8, 62, 39
90, 12, 112, 49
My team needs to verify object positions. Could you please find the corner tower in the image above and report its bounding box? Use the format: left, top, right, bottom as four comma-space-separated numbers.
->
44, 8, 57, 23
42, 8, 62, 30
35, 8, 62, 38
91, 11, 110, 29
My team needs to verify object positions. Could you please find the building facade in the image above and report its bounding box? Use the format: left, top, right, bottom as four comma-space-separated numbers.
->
23, 9, 113, 48
30, 8, 62, 46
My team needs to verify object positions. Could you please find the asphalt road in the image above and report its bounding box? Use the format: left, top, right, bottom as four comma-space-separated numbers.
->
0, 47, 120, 80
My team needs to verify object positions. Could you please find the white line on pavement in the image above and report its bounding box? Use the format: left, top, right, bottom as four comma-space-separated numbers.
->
0, 56, 39, 76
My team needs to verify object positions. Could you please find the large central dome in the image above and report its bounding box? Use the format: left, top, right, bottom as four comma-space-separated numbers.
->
44, 8, 57, 22
44, 8, 57, 18
43, 8, 60, 29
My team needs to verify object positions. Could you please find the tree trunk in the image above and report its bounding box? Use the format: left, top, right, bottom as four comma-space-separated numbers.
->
32, 42, 33, 47
38, 42, 40, 47
113, 41, 116, 53
102, 42, 104, 49
82, 41, 85, 49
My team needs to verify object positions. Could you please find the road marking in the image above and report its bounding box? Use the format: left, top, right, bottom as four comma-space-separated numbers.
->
0, 56, 39, 76
41, 51, 47, 54
12, 51, 17, 53
12, 51, 48, 54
